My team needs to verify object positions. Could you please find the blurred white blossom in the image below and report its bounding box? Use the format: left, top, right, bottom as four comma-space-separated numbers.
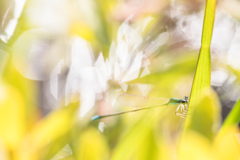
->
65, 16, 169, 117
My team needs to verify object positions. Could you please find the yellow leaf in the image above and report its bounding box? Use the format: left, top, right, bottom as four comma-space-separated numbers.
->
15, 102, 79, 160
185, 89, 221, 141
214, 127, 240, 160
0, 84, 27, 150
76, 127, 109, 160
178, 130, 212, 160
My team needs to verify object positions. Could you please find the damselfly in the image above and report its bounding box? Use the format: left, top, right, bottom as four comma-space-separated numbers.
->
92, 93, 188, 121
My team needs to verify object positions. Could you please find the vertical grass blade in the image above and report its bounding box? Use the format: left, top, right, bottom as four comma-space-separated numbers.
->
188, 0, 216, 114
182, 0, 217, 137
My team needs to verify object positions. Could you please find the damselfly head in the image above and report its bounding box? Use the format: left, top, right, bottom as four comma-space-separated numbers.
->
183, 96, 188, 103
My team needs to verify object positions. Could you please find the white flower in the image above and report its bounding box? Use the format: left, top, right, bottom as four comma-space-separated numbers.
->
57, 16, 169, 117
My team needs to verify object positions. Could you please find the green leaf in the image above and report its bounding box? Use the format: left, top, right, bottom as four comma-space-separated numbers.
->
131, 53, 197, 85
221, 66, 240, 128
188, 0, 216, 111
183, 0, 217, 135
128, 53, 197, 97
111, 115, 159, 160
222, 98, 240, 129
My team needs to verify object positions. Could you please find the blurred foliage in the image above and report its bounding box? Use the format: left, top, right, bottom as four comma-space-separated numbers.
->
0, 0, 239, 160
222, 98, 240, 129
76, 127, 109, 160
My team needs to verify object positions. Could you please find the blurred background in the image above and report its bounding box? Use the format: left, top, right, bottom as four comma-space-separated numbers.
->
0, 0, 240, 159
